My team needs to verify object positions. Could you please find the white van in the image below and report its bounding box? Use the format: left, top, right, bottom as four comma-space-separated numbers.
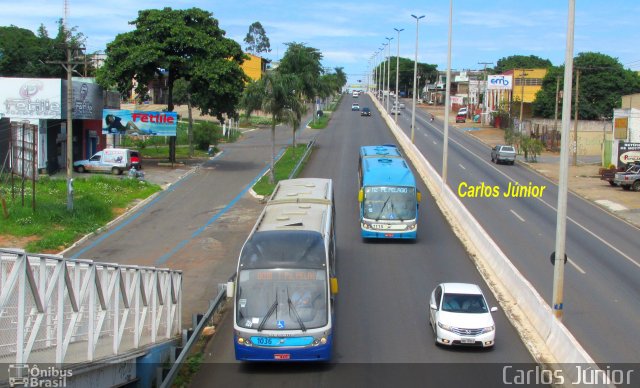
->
73, 148, 137, 175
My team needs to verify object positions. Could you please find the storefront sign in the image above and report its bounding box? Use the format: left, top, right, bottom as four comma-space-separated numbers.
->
62, 80, 104, 120
102, 109, 177, 136
0, 78, 61, 119
487, 75, 513, 90
618, 141, 640, 167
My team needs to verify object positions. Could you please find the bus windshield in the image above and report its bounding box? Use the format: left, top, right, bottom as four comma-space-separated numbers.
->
363, 186, 416, 221
236, 269, 328, 330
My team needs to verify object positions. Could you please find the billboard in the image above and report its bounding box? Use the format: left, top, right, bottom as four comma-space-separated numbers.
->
0, 78, 62, 119
487, 75, 513, 90
617, 141, 640, 167
102, 109, 177, 136
61, 80, 104, 120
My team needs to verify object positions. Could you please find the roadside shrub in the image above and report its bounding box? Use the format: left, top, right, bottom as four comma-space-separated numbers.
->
193, 122, 223, 151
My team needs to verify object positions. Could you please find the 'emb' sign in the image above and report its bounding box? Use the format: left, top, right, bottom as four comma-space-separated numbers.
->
487, 75, 513, 90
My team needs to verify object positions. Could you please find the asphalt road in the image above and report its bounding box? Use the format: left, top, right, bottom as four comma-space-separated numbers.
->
191, 95, 536, 387
389, 96, 640, 363
64, 122, 315, 325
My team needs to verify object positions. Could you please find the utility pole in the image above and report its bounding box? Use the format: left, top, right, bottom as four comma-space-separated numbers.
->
553, 76, 560, 149
47, 41, 84, 211
385, 37, 393, 112
478, 62, 493, 125
442, 0, 452, 186
410, 14, 425, 143
573, 69, 580, 166
518, 69, 531, 134
394, 28, 404, 123
552, 0, 576, 321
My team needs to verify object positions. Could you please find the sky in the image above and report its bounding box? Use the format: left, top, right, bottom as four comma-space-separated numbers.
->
2, 0, 639, 86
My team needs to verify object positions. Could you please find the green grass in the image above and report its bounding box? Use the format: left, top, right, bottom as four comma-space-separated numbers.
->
140, 145, 209, 159
0, 175, 161, 252
308, 115, 330, 129
252, 144, 310, 196
239, 115, 275, 127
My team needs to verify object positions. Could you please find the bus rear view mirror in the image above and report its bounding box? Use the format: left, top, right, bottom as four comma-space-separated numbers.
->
358, 189, 364, 203
330, 277, 339, 294
417, 191, 422, 202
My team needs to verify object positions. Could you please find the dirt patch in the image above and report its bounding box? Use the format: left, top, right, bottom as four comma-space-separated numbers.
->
0, 234, 39, 250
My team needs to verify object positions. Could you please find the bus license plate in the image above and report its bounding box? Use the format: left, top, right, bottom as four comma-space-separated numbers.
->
274, 354, 290, 360
460, 338, 475, 344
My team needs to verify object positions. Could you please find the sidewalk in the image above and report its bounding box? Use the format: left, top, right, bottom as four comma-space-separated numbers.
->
419, 104, 640, 228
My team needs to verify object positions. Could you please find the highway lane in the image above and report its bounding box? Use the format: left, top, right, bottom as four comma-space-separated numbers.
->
192, 95, 536, 386
390, 97, 640, 363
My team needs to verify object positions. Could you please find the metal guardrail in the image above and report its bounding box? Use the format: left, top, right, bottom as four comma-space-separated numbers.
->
289, 137, 317, 179
160, 273, 234, 388
0, 248, 182, 364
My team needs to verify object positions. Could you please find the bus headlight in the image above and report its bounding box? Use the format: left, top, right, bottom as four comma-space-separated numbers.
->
237, 337, 251, 346
320, 337, 327, 345
406, 223, 416, 230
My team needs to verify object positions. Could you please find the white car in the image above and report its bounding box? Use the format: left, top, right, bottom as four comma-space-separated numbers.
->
457, 107, 468, 116
429, 283, 497, 348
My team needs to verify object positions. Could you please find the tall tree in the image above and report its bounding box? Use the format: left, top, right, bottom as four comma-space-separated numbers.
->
278, 42, 323, 101
376, 57, 437, 96
493, 55, 552, 74
241, 72, 301, 183
0, 20, 84, 78
97, 7, 246, 162
533, 52, 640, 120
244, 22, 271, 54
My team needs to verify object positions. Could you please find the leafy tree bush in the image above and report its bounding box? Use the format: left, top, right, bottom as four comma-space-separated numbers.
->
193, 122, 223, 151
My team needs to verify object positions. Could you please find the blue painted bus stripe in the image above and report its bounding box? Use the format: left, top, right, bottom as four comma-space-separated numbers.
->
69, 168, 195, 260
155, 147, 285, 265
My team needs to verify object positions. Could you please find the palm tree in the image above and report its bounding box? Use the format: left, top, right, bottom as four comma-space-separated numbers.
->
242, 72, 301, 184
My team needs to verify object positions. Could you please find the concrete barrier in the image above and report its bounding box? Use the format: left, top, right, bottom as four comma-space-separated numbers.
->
370, 94, 609, 387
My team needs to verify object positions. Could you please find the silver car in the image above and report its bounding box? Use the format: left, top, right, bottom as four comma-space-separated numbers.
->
491, 145, 516, 165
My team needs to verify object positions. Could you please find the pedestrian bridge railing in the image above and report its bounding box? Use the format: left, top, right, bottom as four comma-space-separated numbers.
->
0, 248, 182, 365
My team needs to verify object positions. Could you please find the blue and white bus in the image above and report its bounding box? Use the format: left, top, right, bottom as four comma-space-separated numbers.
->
358, 145, 421, 239
232, 178, 338, 361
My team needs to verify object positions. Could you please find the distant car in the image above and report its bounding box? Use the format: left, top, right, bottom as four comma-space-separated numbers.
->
352, 91, 359, 98
428, 100, 435, 105
455, 114, 466, 123
351, 103, 360, 111
457, 107, 468, 116
429, 283, 497, 348
391, 107, 401, 115
491, 145, 517, 165
361, 107, 371, 116
399, 103, 406, 109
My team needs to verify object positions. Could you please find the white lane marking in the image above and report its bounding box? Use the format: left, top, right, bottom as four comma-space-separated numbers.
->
510, 209, 525, 222
412, 114, 640, 270
459, 164, 466, 170
433, 141, 437, 145
568, 257, 586, 274
423, 133, 428, 137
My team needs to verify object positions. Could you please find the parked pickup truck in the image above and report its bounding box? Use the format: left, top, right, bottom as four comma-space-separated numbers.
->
613, 164, 640, 191
599, 166, 623, 186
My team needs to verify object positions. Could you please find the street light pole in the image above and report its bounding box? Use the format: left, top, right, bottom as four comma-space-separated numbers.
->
478, 61, 493, 125
380, 43, 387, 101
552, 0, 576, 321
394, 28, 404, 123
411, 14, 425, 143
518, 69, 530, 134
385, 37, 393, 112
442, 0, 452, 186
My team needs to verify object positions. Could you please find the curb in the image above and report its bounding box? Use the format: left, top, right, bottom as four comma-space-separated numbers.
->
59, 165, 200, 257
